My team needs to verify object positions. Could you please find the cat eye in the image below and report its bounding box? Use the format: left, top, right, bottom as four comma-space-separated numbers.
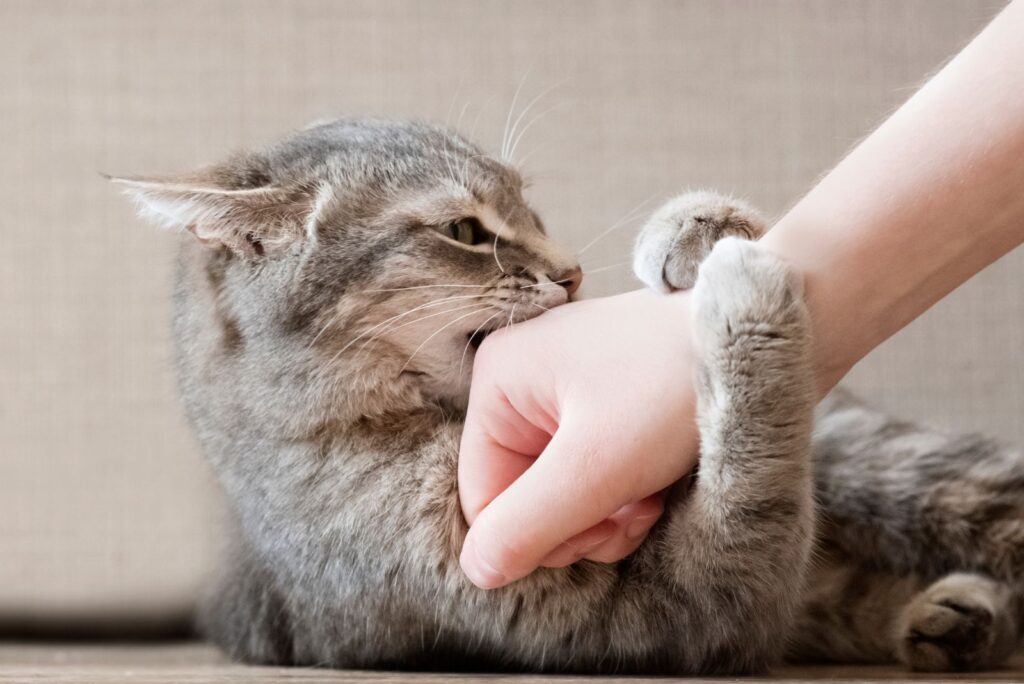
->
436, 217, 491, 246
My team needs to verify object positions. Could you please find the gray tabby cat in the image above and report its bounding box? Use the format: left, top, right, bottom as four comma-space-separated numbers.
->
114, 119, 1024, 674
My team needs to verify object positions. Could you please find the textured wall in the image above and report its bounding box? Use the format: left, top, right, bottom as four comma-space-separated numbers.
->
0, 0, 1012, 622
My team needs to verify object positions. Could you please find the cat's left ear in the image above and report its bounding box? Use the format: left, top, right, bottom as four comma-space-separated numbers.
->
109, 174, 311, 258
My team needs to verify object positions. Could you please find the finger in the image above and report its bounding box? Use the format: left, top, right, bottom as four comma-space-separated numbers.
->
580, 494, 665, 563
458, 429, 539, 526
541, 494, 664, 567
538, 519, 618, 568
460, 421, 641, 589
458, 347, 554, 524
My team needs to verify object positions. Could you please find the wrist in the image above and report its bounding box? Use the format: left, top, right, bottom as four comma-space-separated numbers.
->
758, 224, 864, 396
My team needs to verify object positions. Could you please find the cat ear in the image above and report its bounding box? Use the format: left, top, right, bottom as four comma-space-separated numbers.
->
110, 174, 310, 257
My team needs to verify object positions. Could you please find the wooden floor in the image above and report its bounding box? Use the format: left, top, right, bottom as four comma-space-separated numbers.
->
1, 643, 1023, 683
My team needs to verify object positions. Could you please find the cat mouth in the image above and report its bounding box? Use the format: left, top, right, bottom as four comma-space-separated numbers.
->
465, 310, 518, 350
465, 299, 553, 352
467, 328, 491, 350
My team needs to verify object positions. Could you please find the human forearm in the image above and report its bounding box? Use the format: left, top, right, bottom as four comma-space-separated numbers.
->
760, 0, 1024, 392
458, 1, 1024, 588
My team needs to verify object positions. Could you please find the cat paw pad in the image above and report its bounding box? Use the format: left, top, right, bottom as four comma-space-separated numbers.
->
633, 191, 765, 293
898, 574, 1017, 671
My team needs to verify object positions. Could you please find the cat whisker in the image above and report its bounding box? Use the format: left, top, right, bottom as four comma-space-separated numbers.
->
307, 307, 345, 350
502, 71, 532, 161
579, 256, 629, 271
575, 192, 662, 257
506, 87, 551, 160
399, 306, 493, 374
492, 232, 507, 275
467, 95, 495, 147
442, 149, 460, 188
322, 294, 488, 365
459, 153, 490, 191
505, 77, 565, 163
459, 310, 505, 376
491, 204, 514, 276
582, 261, 631, 276
527, 301, 552, 313
508, 101, 563, 165
362, 283, 492, 293
517, 279, 572, 289
355, 300, 494, 361
456, 151, 469, 187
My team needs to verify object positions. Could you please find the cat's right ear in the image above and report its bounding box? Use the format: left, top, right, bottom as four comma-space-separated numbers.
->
108, 174, 310, 258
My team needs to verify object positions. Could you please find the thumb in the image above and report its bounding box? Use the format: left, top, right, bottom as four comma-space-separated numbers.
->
459, 421, 636, 589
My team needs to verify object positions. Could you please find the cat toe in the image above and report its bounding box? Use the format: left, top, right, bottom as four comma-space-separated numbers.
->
897, 574, 1017, 672
690, 237, 806, 356
633, 191, 766, 293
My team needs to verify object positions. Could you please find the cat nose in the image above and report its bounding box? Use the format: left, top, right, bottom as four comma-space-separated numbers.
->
550, 265, 583, 295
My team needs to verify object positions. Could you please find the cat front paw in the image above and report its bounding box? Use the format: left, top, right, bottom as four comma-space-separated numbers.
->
690, 236, 806, 360
633, 191, 766, 293
897, 573, 1018, 672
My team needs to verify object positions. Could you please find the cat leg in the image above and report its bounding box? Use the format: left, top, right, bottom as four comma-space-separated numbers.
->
791, 548, 1020, 671
634, 237, 816, 671
633, 191, 766, 293
897, 572, 1021, 671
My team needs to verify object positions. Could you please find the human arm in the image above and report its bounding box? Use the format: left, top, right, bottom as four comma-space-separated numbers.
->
459, 0, 1024, 589
762, 0, 1024, 391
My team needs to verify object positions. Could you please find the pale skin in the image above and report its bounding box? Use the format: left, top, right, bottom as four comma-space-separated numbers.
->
459, 0, 1024, 589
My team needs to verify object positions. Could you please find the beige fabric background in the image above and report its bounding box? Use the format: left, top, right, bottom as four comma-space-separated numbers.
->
1, 0, 1017, 624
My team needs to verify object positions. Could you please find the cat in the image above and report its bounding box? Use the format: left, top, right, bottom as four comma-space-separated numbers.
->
114, 118, 1024, 674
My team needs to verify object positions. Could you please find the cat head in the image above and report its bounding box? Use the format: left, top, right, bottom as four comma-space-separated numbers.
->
114, 119, 581, 410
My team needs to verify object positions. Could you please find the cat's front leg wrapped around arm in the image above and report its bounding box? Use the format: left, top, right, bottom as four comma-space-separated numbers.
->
627, 195, 818, 671
361, 200, 817, 674
442, 213, 818, 674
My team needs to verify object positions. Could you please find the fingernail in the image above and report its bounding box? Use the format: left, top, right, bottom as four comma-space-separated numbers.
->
462, 543, 506, 589
625, 515, 660, 541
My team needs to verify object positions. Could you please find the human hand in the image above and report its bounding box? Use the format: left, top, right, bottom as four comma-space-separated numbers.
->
458, 288, 701, 589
